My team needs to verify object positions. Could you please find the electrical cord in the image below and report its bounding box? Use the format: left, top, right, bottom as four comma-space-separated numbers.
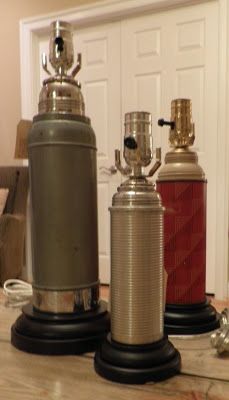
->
3, 279, 32, 308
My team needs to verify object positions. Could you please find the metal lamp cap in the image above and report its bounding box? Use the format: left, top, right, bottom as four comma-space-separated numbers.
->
169, 98, 195, 147
49, 20, 74, 74
125, 111, 152, 131
124, 111, 153, 168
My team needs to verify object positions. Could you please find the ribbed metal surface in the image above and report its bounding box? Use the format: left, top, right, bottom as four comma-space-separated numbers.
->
39, 97, 84, 115
110, 208, 164, 345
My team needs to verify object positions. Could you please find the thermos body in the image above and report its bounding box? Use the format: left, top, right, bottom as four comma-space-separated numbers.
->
11, 20, 109, 355
157, 180, 206, 304
28, 114, 98, 290
157, 98, 219, 335
110, 189, 164, 345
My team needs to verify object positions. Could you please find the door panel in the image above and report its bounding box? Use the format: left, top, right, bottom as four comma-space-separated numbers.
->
75, 24, 121, 284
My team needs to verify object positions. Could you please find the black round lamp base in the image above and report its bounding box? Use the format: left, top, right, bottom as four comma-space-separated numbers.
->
11, 301, 109, 355
94, 335, 181, 384
164, 300, 220, 335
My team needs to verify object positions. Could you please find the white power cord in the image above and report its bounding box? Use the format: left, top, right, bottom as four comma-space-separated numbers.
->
3, 279, 32, 308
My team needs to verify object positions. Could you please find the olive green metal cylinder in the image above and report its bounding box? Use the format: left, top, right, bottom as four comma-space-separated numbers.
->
28, 113, 98, 292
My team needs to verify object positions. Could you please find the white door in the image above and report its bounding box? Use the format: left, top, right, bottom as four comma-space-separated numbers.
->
35, 22, 122, 284
75, 24, 122, 284
121, 1, 218, 293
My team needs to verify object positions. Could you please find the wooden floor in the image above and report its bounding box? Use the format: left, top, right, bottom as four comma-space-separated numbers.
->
1, 287, 229, 400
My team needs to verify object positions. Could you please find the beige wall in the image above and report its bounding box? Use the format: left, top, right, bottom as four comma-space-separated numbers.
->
0, 0, 97, 165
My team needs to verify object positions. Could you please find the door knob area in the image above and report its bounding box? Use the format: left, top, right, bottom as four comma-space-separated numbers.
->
99, 166, 117, 175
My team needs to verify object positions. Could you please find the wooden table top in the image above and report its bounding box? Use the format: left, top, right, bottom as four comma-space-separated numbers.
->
1, 290, 229, 400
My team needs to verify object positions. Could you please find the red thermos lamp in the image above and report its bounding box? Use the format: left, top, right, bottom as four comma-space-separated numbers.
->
157, 99, 219, 335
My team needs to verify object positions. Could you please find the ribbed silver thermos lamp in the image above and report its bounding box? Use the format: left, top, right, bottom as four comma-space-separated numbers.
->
11, 21, 109, 355
94, 112, 181, 384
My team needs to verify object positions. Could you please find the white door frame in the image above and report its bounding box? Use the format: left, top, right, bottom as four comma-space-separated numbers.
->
20, 0, 229, 299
